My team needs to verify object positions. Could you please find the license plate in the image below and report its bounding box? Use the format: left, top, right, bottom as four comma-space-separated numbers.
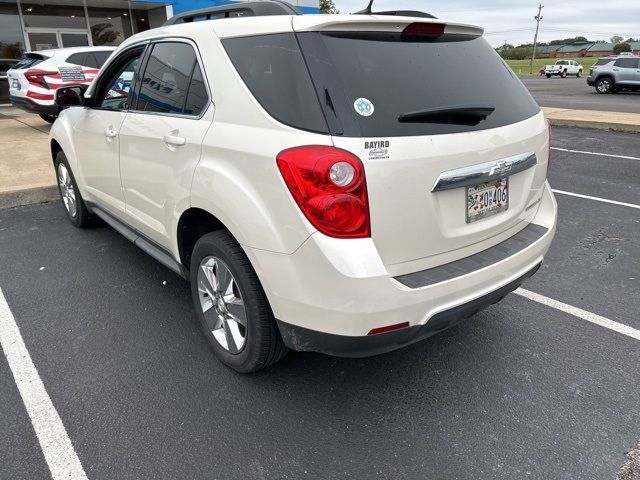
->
466, 178, 508, 223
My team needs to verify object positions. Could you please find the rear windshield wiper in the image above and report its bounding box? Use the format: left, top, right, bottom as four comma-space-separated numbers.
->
398, 104, 495, 125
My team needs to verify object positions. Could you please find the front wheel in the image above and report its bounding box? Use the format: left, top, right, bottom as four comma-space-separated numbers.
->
190, 230, 288, 373
54, 152, 93, 227
595, 77, 613, 94
39, 114, 57, 123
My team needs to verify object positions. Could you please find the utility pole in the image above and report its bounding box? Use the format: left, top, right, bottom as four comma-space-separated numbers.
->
529, 3, 543, 75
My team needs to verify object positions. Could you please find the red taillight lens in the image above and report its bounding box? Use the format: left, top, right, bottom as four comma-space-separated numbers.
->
25, 69, 56, 89
368, 322, 410, 336
276, 145, 370, 239
402, 22, 445, 36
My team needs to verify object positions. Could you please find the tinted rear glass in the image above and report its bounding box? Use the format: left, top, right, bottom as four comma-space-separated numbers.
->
594, 58, 613, 66
222, 33, 329, 134
297, 32, 540, 137
14, 55, 46, 69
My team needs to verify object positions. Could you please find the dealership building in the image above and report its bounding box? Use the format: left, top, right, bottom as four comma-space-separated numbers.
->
0, 0, 319, 102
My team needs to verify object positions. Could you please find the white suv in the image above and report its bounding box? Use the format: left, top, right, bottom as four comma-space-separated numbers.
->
50, 7, 557, 372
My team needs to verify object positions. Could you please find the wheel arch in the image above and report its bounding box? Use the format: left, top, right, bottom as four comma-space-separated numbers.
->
177, 207, 227, 270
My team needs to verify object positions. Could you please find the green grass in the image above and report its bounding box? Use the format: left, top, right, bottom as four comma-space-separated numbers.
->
505, 57, 598, 77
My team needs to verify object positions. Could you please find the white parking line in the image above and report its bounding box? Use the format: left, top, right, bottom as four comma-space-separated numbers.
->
551, 189, 640, 210
0, 288, 88, 480
551, 146, 640, 162
515, 288, 640, 342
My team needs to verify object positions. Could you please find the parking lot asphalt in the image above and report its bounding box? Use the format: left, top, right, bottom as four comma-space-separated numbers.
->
1, 126, 639, 479
523, 77, 640, 113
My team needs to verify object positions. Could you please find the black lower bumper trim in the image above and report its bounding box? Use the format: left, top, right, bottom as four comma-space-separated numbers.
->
277, 262, 541, 358
9, 95, 58, 115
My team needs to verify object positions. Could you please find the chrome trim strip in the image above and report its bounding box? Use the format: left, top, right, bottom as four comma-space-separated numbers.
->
431, 152, 537, 192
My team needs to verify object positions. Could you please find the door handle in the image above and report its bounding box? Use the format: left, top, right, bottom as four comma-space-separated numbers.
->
163, 134, 186, 147
104, 127, 118, 138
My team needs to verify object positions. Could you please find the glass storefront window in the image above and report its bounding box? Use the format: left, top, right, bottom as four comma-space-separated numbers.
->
21, 2, 87, 29
0, 0, 25, 59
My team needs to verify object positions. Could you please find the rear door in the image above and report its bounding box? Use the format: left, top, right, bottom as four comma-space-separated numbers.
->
118, 40, 212, 246
613, 57, 639, 84
293, 20, 549, 272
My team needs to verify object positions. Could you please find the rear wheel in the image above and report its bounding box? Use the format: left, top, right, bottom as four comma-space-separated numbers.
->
54, 152, 93, 227
576, 70, 582, 78
39, 114, 57, 123
546, 73, 551, 78
190, 230, 288, 373
595, 77, 613, 94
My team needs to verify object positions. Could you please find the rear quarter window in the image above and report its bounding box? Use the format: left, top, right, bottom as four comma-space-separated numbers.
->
222, 33, 329, 134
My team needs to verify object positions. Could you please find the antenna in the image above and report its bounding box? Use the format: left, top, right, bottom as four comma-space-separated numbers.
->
354, 0, 374, 14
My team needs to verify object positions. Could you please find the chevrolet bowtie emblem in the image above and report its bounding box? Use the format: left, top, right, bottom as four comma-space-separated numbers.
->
490, 160, 513, 176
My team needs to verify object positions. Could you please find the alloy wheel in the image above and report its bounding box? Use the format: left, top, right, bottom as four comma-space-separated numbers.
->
57, 163, 77, 218
197, 256, 247, 354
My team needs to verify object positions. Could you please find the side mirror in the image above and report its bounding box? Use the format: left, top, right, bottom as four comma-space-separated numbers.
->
55, 85, 88, 108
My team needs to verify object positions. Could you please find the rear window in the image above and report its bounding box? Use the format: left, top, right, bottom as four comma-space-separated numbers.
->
14, 55, 47, 69
556, 60, 568, 65
594, 58, 613, 66
296, 32, 540, 137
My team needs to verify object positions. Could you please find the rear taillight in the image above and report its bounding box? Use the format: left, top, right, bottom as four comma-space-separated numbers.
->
402, 22, 445, 36
25, 69, 56, 89
276, 146, 370, 239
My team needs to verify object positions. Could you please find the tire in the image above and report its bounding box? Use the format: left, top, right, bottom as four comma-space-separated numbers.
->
190, 230, 288, 373
546, 73, 551, 78
595, 77, 613, 94
561, 70, 567, 78
39, 114, 57, 123
576, 70, 582, 78
54, 152, 93, 227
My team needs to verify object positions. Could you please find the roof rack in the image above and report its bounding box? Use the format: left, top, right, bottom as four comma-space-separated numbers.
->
163, 0, 301, 26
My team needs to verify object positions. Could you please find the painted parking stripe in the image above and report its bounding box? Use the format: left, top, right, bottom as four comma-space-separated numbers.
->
551, 146, 640, 162
515, 288, 640, 342
551, 189, 640, 210
0, 287, 88, 480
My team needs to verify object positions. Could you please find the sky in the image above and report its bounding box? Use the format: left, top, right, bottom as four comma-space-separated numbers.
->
331, 0, 640, 47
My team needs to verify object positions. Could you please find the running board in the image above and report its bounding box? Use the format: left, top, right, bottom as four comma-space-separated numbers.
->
90, 206, 186, 278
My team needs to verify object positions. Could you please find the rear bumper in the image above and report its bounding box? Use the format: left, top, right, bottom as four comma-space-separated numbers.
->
9, 95, 58, 115
277, 263, 540, 357
245, 181, 556, 355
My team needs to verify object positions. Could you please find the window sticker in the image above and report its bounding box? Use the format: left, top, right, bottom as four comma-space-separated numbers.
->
353, 97, 374, 117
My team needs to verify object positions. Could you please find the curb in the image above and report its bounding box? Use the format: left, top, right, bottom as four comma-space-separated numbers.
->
0, 185, 59, 210
547, 117, 640, 134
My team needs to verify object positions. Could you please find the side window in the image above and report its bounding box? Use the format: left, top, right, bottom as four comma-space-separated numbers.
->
184, 64, 207, 116
82, 53, 100, 69
95, 48, 144, 110
614, 58, 637, 68
136, 42, 204, 115
66, 52, 86, 66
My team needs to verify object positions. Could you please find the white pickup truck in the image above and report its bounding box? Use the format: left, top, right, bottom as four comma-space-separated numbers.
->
544, 60, 583, 78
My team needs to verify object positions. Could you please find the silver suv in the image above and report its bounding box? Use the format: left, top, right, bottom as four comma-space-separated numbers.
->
587, 55, 640, 94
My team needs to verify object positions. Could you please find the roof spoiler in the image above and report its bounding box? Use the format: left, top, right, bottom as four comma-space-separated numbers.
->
163, 0, 301, 25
